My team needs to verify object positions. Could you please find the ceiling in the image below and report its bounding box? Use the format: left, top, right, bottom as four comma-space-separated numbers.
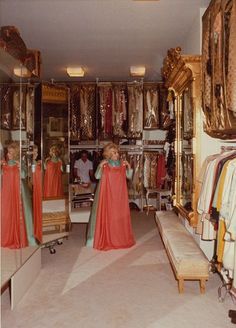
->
0, 0, 211, 82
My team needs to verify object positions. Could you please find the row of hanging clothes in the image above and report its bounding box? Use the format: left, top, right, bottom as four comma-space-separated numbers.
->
196, 146, 236, 300
69, 82, 168, 141
143, 151, 167, 190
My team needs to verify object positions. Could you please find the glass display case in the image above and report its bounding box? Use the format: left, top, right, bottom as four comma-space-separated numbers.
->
162, 47, 201, 226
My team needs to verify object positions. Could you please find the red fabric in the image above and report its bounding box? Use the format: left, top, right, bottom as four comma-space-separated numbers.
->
33, 162, 42, 242
43, 160, 63, 198
156, 154, 166, 188
93, 164, 135, 250
1, 164, 28, 248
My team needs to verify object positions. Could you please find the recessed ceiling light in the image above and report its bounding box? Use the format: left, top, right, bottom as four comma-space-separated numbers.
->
66, 67, 85, 77
130, 66, 146, 77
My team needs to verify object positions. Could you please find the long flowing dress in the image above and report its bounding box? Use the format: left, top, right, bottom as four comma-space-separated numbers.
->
43, 158, 63, 198
33, 160, 42, 242
86, 160, 135, 250
1, 161, 28, 248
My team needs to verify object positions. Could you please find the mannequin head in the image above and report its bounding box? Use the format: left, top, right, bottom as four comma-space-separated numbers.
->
49, 145, 60, 158
103, 142, 119, 161
7, 141, 20, 161
33, 144, 39, 160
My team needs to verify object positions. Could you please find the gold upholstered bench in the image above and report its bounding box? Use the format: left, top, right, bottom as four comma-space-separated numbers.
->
155, 210, 209, 293
42, 211, 71, 235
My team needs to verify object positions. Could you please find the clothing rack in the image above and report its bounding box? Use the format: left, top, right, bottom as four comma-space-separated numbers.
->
208, 147, 236, 302
221, 145, 236, 152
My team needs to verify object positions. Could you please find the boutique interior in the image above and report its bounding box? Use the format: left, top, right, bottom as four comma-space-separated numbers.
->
1, 0, 236, 327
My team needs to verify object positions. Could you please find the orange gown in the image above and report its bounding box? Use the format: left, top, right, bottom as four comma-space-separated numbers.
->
33, 161, 42, 242
93, 164, 135, 250
43, 159, 63, 198
1, 163, 28, 248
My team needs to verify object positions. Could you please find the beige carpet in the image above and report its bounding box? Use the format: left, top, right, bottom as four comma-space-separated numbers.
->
1, 210, 234, 328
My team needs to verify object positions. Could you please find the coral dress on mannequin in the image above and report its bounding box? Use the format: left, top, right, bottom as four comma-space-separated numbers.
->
43, 158, 63, 198
1, 161, 28, 248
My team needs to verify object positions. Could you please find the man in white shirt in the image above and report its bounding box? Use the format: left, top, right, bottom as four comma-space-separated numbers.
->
74, 150, 93, 184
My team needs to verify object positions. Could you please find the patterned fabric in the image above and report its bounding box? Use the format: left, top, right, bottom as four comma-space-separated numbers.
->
143, 84, 159, 129
80, 85, 96, 140
202, 0, 236, 138
99, 85, 113, 139
113, 84, 128, 137
127, 84, 143, 138
70, 84, 80, 140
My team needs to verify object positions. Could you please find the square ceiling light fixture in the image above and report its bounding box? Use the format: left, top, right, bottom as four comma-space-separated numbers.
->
66, 66, 85, 77
130, 66, 146, 77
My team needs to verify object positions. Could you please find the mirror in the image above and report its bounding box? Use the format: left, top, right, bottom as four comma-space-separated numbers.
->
179, 83, 194, 212
41, 83, 69, 200
0, 53, 39, 287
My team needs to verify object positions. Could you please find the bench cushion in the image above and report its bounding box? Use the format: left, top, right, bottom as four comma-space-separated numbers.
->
155, 211, 209, 277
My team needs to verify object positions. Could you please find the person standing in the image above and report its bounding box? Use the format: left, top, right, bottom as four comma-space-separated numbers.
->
73, 150, 93, 185
86, 142, 135, 251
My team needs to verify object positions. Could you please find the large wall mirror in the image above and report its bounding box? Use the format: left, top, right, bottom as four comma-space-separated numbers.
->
162, 48, 201, 226
178, 81, 194, 213
40, 83, 69, 203
0, 49, 40, 288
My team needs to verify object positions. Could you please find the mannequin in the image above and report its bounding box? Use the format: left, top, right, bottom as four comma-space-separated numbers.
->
1, 142, 36, 248
43, 145, 63, 198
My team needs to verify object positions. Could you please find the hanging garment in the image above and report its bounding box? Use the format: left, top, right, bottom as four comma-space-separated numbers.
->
80, 85, 96, 140
99, 86, 113, 139
156, 153, 166, 188
225, 0, 236, 115
143, 86, 159, 129
44, 159, 63, 198
1, 163, 28, 248
33, 161, 42, 243
70, 84, 80, 140
128, 84, 143, 138
113, 84, 127, 137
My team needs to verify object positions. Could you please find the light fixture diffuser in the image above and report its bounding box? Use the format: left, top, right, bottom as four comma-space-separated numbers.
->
130, 66, 146, 77
13, 67, 31, 78
66, 67, 85, 77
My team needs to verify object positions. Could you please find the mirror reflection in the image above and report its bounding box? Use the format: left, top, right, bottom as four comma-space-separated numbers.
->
179, 82, 194, 212
41, 83, 69, 200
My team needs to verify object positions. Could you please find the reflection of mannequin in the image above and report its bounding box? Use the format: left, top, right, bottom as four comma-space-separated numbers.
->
1, 142, 36, 248
33, 145, 42, 242
43, 145, 63, 198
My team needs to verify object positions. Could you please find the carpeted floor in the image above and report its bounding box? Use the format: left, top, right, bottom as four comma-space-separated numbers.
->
1, 210, 235, 327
